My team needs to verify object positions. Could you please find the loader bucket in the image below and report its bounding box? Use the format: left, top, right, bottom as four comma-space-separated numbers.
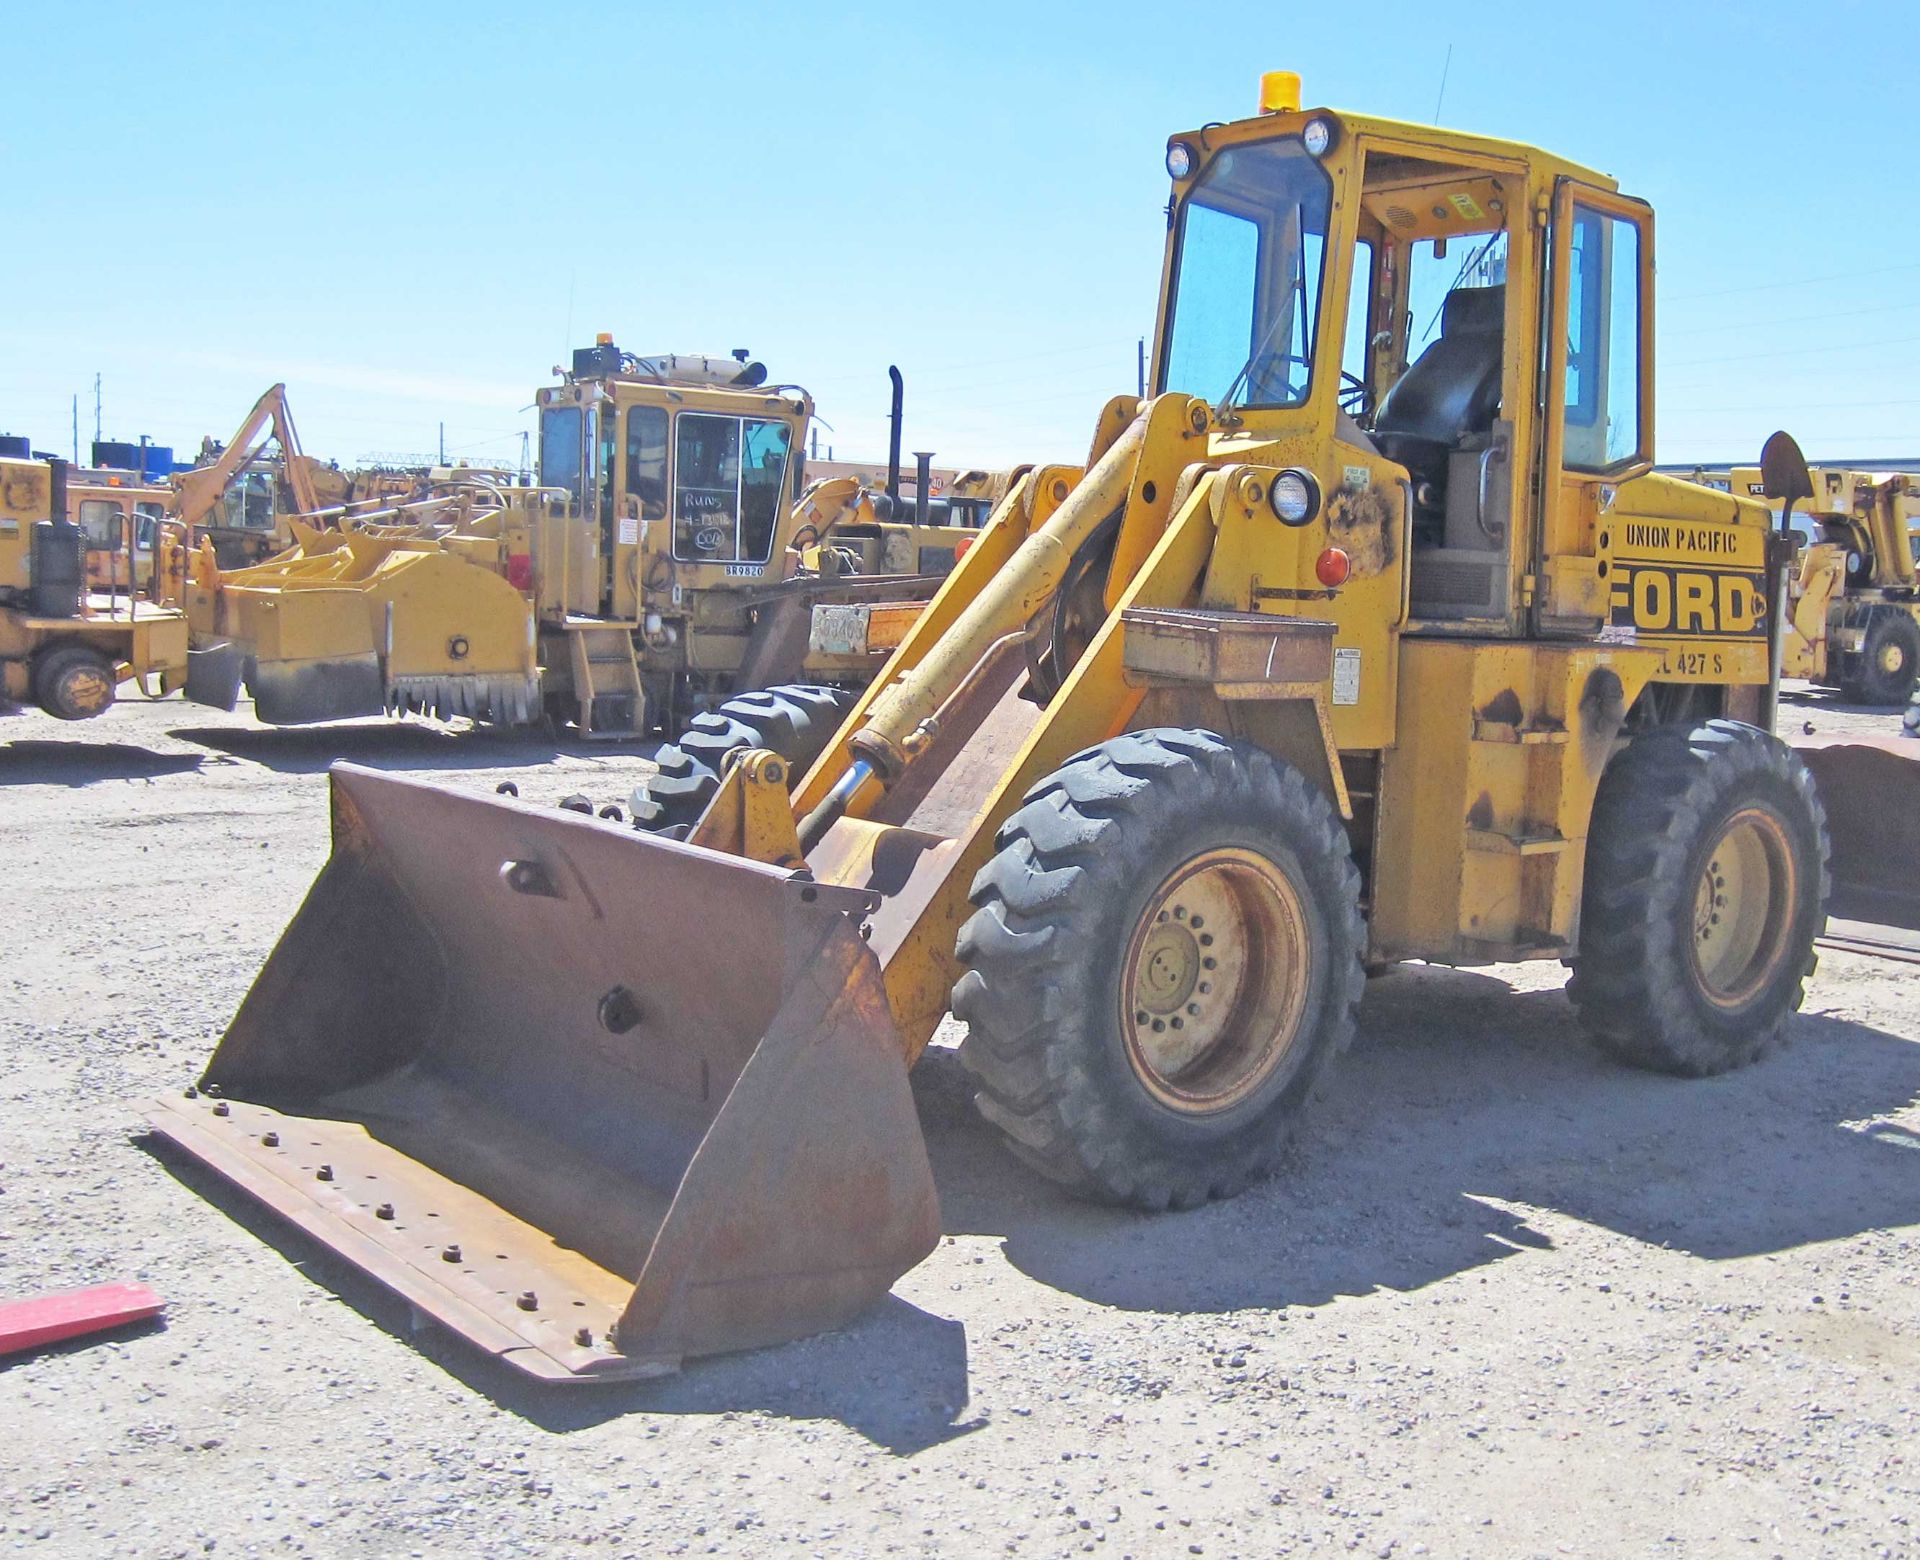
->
1791, 733, 1920, 953
149, 766, 940, 1382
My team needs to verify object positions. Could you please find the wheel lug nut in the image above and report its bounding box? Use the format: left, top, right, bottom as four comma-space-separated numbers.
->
1189, 915, 1204, 929
1198, 982, 1211, 994
1199, 933, 1214, 947
1151, 1019, 1166, 1033
1135, 1010, 1149, 1024
1170, 1017, 1184, 1029
1202, 956, 1217, 970
1187, 1003, 1201, 1016
1173, 906, 1187, 920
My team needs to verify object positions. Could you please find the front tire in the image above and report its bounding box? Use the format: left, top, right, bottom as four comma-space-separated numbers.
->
953, 729, 1365, 1210
1569, 719, 1828, 1076
629, 683, 859, 834
1844, 610, 1920, 706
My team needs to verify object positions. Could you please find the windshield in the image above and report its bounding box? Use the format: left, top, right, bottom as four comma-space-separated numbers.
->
1162, 136, 1333, 409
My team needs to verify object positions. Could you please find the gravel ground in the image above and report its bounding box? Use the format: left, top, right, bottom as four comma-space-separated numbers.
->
1, 684, 1916, 1559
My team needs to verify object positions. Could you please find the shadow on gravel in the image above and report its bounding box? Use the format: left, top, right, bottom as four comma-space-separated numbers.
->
170, 722, 655, 775
1779, 685, 1904, 725
0, 739, 205, 785
142, 1132, 976, 1455
919, 962, 1920, 1314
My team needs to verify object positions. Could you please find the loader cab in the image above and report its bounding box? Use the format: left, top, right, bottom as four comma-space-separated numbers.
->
1156, 108, 1655, 640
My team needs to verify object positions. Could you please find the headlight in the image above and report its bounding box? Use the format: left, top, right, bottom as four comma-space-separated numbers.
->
1302, 117, 1334, 157
1165, 141, 1195, 180
1269, 468, 1321, 526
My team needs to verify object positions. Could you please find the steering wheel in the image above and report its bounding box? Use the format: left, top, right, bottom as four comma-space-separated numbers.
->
1339, 370, 1374, 418
1237, 349, 1312, 406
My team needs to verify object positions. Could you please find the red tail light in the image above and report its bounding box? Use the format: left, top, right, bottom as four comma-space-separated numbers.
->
1314, 547, 1350, 588
507, 553, 534, 591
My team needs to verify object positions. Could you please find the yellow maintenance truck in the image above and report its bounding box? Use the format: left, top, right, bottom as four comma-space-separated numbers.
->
179, 346, 979, 737
0, 458, 187, 719
157, 78, 1869, 1381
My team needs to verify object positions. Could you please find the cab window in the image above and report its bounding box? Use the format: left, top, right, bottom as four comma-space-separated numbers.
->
1162, 136, 1334, 409
672, 414, 793, 563
1563, 207, 1643, 471
78, 499, 123, 548
625, 406, 668, 522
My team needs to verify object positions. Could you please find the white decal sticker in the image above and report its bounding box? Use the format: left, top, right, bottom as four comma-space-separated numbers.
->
1332, 647, 1362, 706
1342, 465, 1371, 492
1596, 623, 1638, 645
617, 515, 639, 545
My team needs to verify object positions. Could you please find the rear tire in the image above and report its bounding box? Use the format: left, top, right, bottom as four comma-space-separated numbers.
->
33, 645, 116, 720
629, 683, 859, 834
952, 729, 1364, 1210
1843, 610, 1920, 706
1568, 719, 1828, 1076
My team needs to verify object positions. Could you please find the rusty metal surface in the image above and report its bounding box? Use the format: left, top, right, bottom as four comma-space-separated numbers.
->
150, 765, 939, 1381
1790, 734, 1920, 933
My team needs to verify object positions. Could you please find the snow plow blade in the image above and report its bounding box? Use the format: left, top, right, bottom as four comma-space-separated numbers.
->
1791, 733, 1920, 957
149, 765, 940, 1381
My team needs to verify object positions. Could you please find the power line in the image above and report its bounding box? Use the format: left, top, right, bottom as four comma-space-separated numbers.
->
1666, 259, 1920, 304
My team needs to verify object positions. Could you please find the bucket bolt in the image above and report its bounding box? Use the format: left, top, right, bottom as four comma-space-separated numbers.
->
211, 1102, 231, 1117
516, 1291, 539, 1312
442, 1244, 463, 1264
316, 1164, 334, 1182
598, 985, 643, 1036
374, 1202, 395, 1221
260, 1131, 279, 1148
574, 1326, 595, 1348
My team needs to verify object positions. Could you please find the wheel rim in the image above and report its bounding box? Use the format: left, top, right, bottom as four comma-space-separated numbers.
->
59, 663, 113, 717
1119, 847, 1311, 1113
1688, 806, 1796, 1007
1878, 639, 1908, 676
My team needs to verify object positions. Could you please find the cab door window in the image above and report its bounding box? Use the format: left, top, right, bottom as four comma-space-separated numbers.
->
1562, 207, 1644, 471
672, 413, 792, 563
625, 406, 668, 522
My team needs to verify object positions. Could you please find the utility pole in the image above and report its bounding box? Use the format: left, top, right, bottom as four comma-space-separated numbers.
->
1136, 337, 1146, 398
71, 395, 79, 464
519, 430, 531, 483
438, 422, 446, 465
93, 373, 102, 447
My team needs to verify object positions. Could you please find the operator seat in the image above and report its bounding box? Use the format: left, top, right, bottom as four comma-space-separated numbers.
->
1373, 283, 1505, 521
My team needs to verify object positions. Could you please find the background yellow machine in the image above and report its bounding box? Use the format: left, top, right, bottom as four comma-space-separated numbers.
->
157, 82, 1846, 1381
1717, 465, 1920, 705
179, 346, 978, 736
0, 457, 187, 718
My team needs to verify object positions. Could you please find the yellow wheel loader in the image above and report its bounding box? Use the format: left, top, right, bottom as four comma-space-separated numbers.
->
1, 457, 187, 719
157, 79, 1868, 1381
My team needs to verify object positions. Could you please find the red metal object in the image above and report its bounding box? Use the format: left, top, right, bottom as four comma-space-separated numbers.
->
0, 1282, 165, 1357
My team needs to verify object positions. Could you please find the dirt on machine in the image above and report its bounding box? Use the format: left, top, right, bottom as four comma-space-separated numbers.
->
174, 346, 991, 738
150, 75, 1920, 1380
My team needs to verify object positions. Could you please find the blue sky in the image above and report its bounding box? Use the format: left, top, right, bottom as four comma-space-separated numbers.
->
5, 1, 1916, 475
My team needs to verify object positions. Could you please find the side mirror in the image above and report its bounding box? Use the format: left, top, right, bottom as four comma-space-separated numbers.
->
1759, 430, 1814, 532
